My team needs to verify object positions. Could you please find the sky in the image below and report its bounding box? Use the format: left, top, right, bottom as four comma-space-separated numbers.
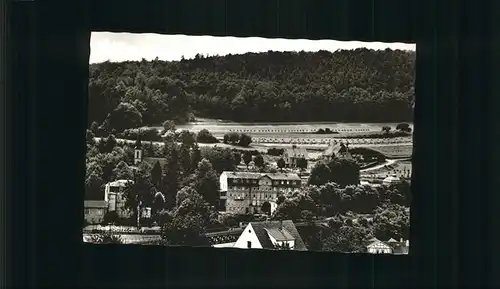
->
89, 32, 416, 64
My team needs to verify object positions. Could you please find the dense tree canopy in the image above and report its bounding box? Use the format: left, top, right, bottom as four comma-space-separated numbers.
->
89, 49, 415, 132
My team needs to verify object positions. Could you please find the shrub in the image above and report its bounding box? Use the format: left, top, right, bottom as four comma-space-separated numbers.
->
267, 148, 285, 156
119, 127, 161, 141
88, 232, 124, 244
238, 134, 253, 147
196, 129, 219, 143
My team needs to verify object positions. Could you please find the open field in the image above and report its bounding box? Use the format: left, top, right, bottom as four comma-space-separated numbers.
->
152, 119, 413, 137
361, 160, 412, 179
363, 144, 413, 159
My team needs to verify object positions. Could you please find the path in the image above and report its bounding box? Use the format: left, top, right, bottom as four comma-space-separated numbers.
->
360, 159, 398, 172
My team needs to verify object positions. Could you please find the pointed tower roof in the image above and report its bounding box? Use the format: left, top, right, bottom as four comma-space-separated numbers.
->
134, 129, 142, 149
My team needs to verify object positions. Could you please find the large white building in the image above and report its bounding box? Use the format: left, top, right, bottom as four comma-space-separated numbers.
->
219, 172, 302, 215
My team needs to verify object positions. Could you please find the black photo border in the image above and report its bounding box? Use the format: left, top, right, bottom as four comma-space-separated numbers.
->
5, 0, 497, 288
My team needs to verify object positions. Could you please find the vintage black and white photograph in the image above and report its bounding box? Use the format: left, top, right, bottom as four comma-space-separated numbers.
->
83, 32, 415, 254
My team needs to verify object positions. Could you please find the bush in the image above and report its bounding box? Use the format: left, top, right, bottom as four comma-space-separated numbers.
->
88, 232, 124, 244
238, 134, 253, 147
119, 127, 162, 141
396, 123, 412, 132
232, 148, 259, 156
343, 130, 411, 139
314, 128, 338, 135
196, 129, 219, 143
102, 211, 119, 225
140, 218, 154, 227
267, 148, 284, 156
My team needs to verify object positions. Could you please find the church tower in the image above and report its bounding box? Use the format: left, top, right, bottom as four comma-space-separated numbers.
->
134, 131, 143, 165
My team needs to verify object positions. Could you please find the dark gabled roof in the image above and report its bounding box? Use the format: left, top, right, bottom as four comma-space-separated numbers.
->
84, 200, 108, 208
222, 172, 301, 182
224, 171, 262, 180
249, 220, 307, 251
264, 228, 295, 241
265, 173, 301, 181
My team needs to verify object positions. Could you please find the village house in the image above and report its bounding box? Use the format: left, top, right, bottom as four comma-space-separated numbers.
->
84, 200, 108, 224
219, 171, 302, 215
383, 175, 402, 186
232, 220, 308, 251
104, 179, 134, 218
282, 146, 308, 167
365, 237, 409, 255
322, 140, 353, 160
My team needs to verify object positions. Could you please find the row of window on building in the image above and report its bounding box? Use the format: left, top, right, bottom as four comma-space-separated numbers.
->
228, 193, 277, 199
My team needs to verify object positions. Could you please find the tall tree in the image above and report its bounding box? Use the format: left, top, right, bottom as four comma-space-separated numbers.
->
150, 161, 162, 188
162, 141, 180, 209
232, 152, 242, 166
179, 145, 192, 175
327, 157, 360, 188
296, 157, 308, 176
277, 158, 286, 172
112, 160, 134, 180
308, 162, 332, 186
162, 120, 176, 134
242, 151, 252, 169
190, 144, 202, 170
238, 134, 252, 147
85, 161, 105, 200
178, 130, 196, 148
123, 162, 154, 227
253, 154, 265, 171
193, 159, 219, 206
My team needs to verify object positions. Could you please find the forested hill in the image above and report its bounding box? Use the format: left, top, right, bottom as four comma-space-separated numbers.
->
88, 48, 415, 131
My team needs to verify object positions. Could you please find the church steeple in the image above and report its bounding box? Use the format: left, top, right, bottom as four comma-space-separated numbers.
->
134, 130, 143, 165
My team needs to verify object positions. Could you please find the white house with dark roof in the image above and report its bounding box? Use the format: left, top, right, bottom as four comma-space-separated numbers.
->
365, 237, 409, 254
219, 171, 302, 214
232, 220, 308, 251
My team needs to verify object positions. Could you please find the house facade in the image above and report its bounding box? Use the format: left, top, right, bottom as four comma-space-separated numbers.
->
365, 237, 410, 254
104, 179, 134, 219
232, 220, 307, 251
84, 200, 108, 224
282, 147, 308, 167
219, 172, 302, 214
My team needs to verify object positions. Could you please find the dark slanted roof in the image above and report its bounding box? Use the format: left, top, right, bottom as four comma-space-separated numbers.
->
265, 173, 301, 181
249, 220, 307, 251
224, 171, 262, 180
84, 200, 108, 208
264, 227, 295, 241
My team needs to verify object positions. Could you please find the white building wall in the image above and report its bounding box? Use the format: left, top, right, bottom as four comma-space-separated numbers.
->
219, 173, 228, 192
267, 233, 295, 249
233, 224, 263, 249
367, 242, 393, 254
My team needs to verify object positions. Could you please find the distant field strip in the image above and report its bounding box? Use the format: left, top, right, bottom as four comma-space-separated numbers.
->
366, 145, 413, 158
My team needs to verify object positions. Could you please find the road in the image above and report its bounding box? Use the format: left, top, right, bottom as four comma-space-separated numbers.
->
360, 159, 398, 172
